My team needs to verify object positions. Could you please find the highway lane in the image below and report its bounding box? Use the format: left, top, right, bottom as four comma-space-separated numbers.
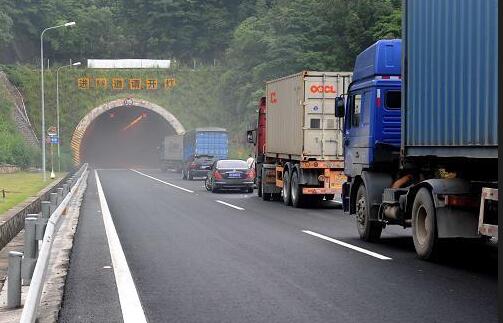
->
60, 168, 498, 323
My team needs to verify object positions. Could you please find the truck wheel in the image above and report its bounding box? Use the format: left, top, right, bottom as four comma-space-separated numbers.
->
283, 169, 292, 206
290, 170, 304, 208
355, 184, 382, 241
412, 188, 438, 260
325, 194, 335, 201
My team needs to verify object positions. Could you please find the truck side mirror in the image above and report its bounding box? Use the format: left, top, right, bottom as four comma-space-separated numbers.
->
246, 130, 256, 145
335, 97, 345, 118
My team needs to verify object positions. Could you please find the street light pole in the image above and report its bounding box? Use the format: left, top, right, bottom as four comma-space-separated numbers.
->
56, 61, 81, 172
40, 21, 75, 181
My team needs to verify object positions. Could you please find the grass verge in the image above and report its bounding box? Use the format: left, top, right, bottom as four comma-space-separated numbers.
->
0, 172, 66, 215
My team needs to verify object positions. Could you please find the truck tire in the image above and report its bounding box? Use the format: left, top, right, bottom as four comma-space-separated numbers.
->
290, 170, 304, 208
355, 184, 382, 241
411, 188, 438, 260
325, 194, 335, 201
283, 169, 292, 206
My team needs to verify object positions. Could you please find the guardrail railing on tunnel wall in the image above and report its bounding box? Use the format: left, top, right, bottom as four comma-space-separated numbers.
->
4, 164, 88, 323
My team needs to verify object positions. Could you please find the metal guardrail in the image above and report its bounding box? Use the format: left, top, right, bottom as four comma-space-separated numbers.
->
5, 164, 88, 322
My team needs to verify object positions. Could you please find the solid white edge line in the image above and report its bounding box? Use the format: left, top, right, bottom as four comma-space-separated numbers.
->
95, 170, 148, 323
302, 230, 392, 260
130, 169, 194, 193
216, 200, 245, 211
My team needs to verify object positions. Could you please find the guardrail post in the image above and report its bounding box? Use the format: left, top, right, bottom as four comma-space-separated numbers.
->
7, 251, 23, 308
41, 200, 51, 219
57, 187, 64, 204
22, 217, 38, 285
50, 192, 58, 210
35, 215, 47, 241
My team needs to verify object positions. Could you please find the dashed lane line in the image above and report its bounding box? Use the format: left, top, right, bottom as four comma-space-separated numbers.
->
130, 169, 195, 193
302, 230, 392, 260
216, 200, 245, 211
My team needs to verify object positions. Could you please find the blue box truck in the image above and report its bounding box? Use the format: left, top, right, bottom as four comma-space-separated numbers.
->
336, 0, 498, 259
181, 127, 229, 180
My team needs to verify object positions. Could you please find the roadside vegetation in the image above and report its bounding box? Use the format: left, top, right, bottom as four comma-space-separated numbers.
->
0, 0, 401, 162
0, 172, 65, 215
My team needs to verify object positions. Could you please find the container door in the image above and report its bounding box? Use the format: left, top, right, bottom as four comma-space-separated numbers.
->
304, 76, 344, 159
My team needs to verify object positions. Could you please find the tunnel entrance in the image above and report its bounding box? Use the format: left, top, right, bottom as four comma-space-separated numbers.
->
71, 98, 185, 168
81, 106, 173, 168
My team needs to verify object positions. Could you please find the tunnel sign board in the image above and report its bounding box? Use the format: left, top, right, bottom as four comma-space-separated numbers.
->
77, 77, 176, 90
49, 135, 59, 144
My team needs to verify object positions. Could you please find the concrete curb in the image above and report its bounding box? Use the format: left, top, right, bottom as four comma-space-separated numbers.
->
38, 171, 88, 323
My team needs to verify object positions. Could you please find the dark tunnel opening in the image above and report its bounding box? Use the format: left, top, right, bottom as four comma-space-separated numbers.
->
81, 106, 176, 169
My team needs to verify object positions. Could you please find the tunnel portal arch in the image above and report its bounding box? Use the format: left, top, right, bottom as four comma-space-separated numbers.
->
71, 98, 185, 165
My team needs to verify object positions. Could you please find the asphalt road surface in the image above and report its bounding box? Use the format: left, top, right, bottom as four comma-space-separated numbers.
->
59, 169, 498, 323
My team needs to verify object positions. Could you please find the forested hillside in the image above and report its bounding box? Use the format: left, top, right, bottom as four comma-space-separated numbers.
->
0, 0, 401, 164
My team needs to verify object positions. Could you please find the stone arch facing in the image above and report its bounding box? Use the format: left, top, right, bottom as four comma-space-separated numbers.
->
71, 98, 185, 165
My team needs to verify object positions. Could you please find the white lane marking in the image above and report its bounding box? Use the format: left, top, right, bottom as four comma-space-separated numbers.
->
216, 200, 245, 211
130, 169, 194, 193
302, 230, 392, 260
95, 171, 148, 323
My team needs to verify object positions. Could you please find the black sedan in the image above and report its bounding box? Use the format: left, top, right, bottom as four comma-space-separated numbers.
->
182, 155, 216, 180
205, 160, 255, 193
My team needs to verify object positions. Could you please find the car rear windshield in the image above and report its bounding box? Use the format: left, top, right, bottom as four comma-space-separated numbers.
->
195, 156, 214, 162
217, 160, 248, 169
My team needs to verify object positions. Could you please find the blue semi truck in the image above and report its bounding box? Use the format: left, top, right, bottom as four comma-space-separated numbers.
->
183, 127, 229, 161
336, 0, 498, 259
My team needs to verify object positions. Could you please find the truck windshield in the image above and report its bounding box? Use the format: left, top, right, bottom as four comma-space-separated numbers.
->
385, 91, 401, 109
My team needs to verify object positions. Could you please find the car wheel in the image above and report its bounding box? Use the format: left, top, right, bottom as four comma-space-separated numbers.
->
283, 169, 291, 206
211, 180, 219, 193
355, 183, 382, 242
412, 188, 438, 260
205, 177, 211, 191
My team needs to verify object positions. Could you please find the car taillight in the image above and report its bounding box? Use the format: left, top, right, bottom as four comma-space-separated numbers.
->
246, 169, 255, 179
213, 171, 223, 180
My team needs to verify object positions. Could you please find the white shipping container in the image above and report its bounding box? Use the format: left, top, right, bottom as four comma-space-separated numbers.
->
265, 71, 352, 161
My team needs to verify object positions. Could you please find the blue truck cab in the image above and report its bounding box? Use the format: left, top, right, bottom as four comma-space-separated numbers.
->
344, 39, 402, 177
341, 39, 402, 212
